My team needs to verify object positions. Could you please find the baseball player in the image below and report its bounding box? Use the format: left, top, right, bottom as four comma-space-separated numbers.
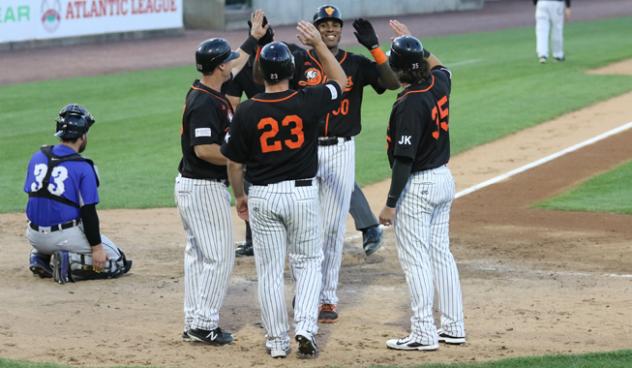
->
534, 0, 571, 63
292, 4, 400, 323
379, 21, 465, 351
175, 10, 268, 345
24, 104, 132, 284
223, 21, 383, 258
221, 22, 346, 358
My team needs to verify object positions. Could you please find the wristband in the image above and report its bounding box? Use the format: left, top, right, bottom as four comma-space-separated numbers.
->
240, 35, 258, 56
370, 48, 388, 65
386, 195, 398, 208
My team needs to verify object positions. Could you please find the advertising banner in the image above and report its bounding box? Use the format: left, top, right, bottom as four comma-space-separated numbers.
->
1, 0, 183, 43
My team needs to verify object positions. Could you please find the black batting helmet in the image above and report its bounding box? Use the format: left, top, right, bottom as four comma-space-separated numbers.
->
388, 35, 425, 72
259, 42, 295, 83
55, 104, 95, 140
313, 4, 343, 27
196, 38, 239, 74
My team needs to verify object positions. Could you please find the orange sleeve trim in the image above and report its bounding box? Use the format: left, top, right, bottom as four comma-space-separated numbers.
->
251, 91, 299, 103
338, 51, 348, 64
370, 48, 387, 65
255, 45, 262, 62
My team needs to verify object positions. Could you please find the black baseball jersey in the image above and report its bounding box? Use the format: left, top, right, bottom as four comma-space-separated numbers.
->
221, 81, 343, 185
221, 57, 262, 99
178, 80, 234, 180
387, 66, 452, 172
293, 48, 385, 137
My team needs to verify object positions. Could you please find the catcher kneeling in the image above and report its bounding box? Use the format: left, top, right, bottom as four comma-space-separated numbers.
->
23, 103, 132, 284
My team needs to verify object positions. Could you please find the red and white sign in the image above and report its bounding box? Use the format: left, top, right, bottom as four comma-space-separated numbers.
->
1, 0, 183, 43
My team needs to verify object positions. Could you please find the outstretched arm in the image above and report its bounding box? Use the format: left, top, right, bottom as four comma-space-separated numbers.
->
353, 18, 399, 90
389, 19, 443, 69
232, 9, 269, 76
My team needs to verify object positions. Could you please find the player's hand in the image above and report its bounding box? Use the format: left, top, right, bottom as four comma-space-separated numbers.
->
296, 20, 324, 48
389, 19, 411, 39
564, 8, 571, 21
91, 244, 108, 272
236, 195, 249, 221
379, 206, 396, 227
353, 18, 379, 50
249, 16, 274, 46
250, 9, 269, 40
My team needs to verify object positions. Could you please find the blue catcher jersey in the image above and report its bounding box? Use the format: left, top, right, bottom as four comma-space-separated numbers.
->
24, 144, 99, 226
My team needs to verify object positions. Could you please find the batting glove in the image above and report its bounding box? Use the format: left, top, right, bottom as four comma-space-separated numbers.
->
353, 18, 379, 50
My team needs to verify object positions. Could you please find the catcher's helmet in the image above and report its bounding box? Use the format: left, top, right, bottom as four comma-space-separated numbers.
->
313, 4, 343, 27
259, 42, 295, 83
55, 104, 95, 140
388, 35, 425, 72
196, 38, 239, 74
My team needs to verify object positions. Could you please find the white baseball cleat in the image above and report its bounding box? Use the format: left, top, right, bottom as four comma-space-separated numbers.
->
386, 335, 439, 351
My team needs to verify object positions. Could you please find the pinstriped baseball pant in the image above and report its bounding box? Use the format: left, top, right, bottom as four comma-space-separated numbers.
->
175, 175, 235, 331
248, 179, 323, 351
318, 138, 356, 305
394, 165, 465, 344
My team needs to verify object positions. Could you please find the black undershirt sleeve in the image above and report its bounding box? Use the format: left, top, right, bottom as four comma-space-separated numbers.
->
80, 204, 102, 246
386, 157, 413, 208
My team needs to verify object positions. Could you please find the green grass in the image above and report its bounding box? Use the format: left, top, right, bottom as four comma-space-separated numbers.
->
2, 350, 632, 368
2, 16, 632, 212
538, 160, 632, 214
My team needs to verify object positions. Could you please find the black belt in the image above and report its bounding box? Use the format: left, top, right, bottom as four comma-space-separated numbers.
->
181, 175, 227, 185
255, 179, 313, 187
318, 136, 352, 146
29, 219, 81, 232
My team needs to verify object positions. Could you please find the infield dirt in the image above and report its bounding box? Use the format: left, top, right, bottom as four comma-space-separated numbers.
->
2, 2, 632, 367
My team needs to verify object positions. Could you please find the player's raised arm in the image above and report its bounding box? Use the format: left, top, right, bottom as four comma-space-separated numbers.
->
297, 20, 346, 90
353, 18, 399, 90
231, 9, 269, 76
388, 19, 443, 70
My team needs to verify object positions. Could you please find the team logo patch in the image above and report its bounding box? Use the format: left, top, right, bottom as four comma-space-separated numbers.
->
41, 0, 61, 33
195, 128, 212, 138
325, 6, 335, 16
298, 68, 323, 87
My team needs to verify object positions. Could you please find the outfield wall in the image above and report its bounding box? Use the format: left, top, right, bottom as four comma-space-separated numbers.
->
186, 0, 485, 30
254, 0, 484, 26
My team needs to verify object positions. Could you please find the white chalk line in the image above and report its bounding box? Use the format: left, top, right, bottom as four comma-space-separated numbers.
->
455, 120, 632, 199
346, 120, 632, 279
461, 260, 632, 280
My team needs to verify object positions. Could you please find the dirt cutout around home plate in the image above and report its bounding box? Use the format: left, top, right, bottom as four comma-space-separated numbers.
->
2, 52, 632, 368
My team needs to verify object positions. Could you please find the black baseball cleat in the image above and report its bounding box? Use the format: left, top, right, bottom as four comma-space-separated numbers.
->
182, 330, 193, 342
437, 329, 466, 345
554, 56, 566, 62
235, 241, 254, 257
362, 225, 383, 256
187, 327, 234, 345
296, 334, 319, 358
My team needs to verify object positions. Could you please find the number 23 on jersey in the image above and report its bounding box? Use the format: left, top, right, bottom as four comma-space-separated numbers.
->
258, 115, 305, 153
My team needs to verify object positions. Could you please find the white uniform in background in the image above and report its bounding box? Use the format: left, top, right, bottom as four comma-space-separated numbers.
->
535, 0, 569, 61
